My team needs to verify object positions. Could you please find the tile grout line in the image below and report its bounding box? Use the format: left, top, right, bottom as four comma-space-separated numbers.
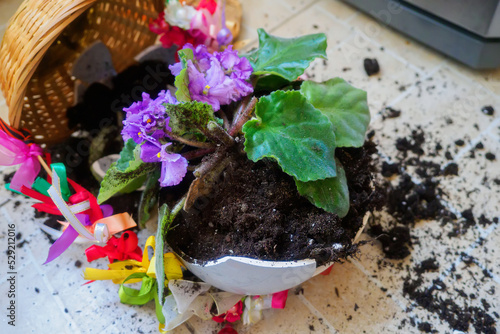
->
386, 63, 443, 107
349, 259, 438, 330
370, 62, 443, 125
24, 238, 84, 333
319, 8, 429, 76
349, 27, 428, 76
352, 137, 499, 323
237, 0, 322, 53
318, 2, 359, 27
372, 132, 500, 285
349, 259, 412, 311
444, 62, 500, 100
268, 0, 322, 35
343, 11, 360, 24
0, 205, 83, 332
296, 293, 338, 334
453, 117, 500, 161
486, 120, 500, 141
410, 223, 500, 314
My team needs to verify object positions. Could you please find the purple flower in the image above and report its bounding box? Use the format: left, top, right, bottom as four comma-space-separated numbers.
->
121, 90, 178, 145
169, 44, 254, 111
169, 43, 212, 76
215, 46, 253, 80
187, 59, 235, 111
140, 142, 188, 187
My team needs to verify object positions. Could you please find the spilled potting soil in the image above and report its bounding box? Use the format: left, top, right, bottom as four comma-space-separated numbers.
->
366, 108, 498, 333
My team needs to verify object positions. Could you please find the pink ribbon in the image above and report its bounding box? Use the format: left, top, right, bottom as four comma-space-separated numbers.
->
0, 130, 42, 191
271, 290, 289, 309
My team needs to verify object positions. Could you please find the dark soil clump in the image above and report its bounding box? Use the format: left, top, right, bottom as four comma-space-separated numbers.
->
481, 106, 494, 116
363, 58, 380, 76
368, 224, 411, 259
442, 163, 458, 176
168, 141, 384, 266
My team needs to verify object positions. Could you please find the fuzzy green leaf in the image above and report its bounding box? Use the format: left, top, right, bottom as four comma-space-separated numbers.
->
243, 90, 337, 182
244, 29, 327, 81
300, 78, 370, 148
165, 101, 215, 136
174, 48, 193, 102
97, 143, 158, 204
138, 170, 160, 228
295, 159, 349, 217
116, 139, 139, 171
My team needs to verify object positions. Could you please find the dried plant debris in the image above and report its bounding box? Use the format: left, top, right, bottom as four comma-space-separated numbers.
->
368, 116, 498, 333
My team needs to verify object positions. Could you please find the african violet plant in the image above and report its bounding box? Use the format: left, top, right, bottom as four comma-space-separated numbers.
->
98, 29, 370, 219
98, 27, 370, 234
95, 29, 370, 330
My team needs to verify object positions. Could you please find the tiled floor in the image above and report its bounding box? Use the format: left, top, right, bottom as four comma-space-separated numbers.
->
0, 0, 499, 333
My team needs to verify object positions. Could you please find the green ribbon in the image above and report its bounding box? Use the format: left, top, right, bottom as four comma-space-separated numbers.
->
4, 183, 24, 196
31, 163, 71, 201
119, 273, 166, 324
32, 178, 51, 197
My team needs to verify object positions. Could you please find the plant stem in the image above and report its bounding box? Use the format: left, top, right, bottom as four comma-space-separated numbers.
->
229, 96, 257, 136
218, 109, 230, 131
166, 131, 215, 149
207, 121, 234, 146
230, 96, 250, 129
182, 147, 216, 160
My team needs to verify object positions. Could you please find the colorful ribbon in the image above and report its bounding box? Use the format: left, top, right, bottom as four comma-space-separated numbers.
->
271, 290, 289, 309
19, 163, 137, 263
85, 231, 143, 264
0, 119, 43, 192
118, 272, 165, 323
84, 236, 183, 284
161, 279, 244, 331
242, 290, 289, 325
84, 236, 184, 324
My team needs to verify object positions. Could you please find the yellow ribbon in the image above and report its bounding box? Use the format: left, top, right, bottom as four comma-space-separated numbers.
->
84, 236, 183, 284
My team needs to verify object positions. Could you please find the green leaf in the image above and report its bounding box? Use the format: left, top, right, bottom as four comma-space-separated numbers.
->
244, 29, 327, 81
254, 74, 291, 93
155, 204, 169, 306
243, 90, 337, 182
97, 146, 158, 204
295, 159, 349, 217
116, 139, 139, 171
155, 198, 186, 305
165, 101, 215, 137
300, 78, 370, 148
138, 170, 161, 228
174, 48, 193, 102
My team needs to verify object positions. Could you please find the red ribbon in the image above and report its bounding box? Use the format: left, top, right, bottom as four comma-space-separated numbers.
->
320, 265, 334, 276
86, 231, 143, 264
25, 177, 102, 222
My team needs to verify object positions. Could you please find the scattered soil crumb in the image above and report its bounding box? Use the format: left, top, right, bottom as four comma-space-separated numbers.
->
363, 58, 380, 76
481, 106, 494, 116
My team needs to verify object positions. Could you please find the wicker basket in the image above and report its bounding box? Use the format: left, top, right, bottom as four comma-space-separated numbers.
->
0, 0, 164, 146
